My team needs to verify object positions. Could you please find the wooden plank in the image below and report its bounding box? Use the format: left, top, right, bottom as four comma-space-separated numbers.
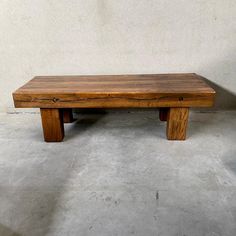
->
166, 108, 189, 140
13, 74, 215, 108
40, 108, 64, 142
13, 93, 214, 108
13, 74, 215, 93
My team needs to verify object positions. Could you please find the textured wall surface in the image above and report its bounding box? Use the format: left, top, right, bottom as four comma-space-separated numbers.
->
1, 0, 236, 112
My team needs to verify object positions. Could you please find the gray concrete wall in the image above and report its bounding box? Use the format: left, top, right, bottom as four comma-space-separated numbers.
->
1, 0, 236, 112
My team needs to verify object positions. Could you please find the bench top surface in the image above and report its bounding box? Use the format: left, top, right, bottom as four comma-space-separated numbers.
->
14, 73, 215, 95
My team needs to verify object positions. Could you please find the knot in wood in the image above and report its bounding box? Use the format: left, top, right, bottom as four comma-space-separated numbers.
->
52, 97, 59, 103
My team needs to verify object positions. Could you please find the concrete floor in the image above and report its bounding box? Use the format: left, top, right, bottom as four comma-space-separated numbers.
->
0, 110, 236, 236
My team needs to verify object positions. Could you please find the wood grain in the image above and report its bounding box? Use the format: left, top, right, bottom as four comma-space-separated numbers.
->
13, 74, 215, 141
166, 108, 189, 140
13, 74, 215, 108
40, 108, 64, 142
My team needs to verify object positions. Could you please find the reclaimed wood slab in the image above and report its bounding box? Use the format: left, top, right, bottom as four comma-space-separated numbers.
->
13, 74, 215, 141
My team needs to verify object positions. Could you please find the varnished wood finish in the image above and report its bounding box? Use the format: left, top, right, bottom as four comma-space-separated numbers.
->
40, 108, 64, 142
62, 108, 74, 123
166, 108, 189, 140
13, 74, 215, 108
159, 108, 169, 121
13, 74, 215, 141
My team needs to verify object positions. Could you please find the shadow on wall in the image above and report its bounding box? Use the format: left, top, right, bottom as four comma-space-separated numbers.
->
203, 78, 236, 110
0, 224, 21, 236
199, 52, 236, 110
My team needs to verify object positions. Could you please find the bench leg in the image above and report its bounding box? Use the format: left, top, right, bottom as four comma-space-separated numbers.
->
166, 108, 189, 140
40, 108, 64, 142
62, 108, 74, 123
159, 108, 169, 121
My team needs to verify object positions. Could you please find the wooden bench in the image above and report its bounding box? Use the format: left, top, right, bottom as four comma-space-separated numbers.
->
12, 74, 215, 142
